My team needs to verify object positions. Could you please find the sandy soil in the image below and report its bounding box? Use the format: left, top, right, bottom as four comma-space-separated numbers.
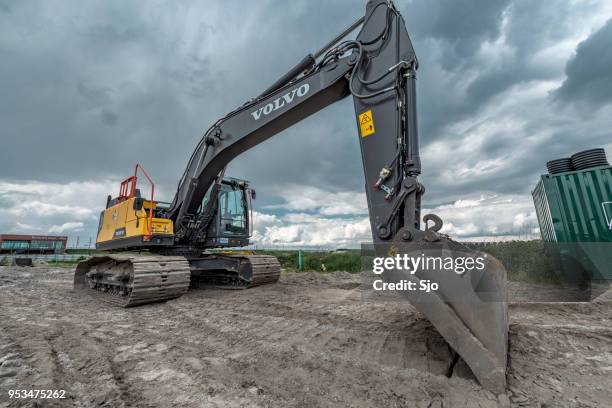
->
0, 266, 610, 408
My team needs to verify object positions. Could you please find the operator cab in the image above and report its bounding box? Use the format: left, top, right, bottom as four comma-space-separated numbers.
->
203, 178, 254, 248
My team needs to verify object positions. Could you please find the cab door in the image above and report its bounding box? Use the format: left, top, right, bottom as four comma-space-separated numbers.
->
217, 185, 248, 238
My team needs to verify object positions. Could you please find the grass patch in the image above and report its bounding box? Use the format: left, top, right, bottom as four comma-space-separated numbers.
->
259, 242, 562, 283
0, 255, 89, 268
257, 250, 362, 273
43, 261, 83, 268
65, 249, 103, 255
464, 241, 560, 284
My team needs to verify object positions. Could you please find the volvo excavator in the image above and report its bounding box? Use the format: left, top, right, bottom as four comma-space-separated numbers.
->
74, 0, 508, 393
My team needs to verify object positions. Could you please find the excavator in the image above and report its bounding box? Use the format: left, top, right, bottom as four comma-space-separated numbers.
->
74, 0, 508, 393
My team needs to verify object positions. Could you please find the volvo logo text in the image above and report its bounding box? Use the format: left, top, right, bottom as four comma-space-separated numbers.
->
251, 84, 310, 120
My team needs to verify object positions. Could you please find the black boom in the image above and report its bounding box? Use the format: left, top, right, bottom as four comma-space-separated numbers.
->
167, 0, 426, 246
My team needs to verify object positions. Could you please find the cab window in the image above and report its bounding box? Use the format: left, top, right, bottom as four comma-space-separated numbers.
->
218, 186, 247, 234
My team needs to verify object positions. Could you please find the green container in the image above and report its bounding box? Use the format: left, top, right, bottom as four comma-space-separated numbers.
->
532, 166, 612, 243
532, 166, 612, 281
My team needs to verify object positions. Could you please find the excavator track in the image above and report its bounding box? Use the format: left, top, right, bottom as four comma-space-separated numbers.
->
236, 254, 282, 287
189, 254, 281, 289
238, 255, 281, 288
74, 255, 191, 307
74, 253, 280, 306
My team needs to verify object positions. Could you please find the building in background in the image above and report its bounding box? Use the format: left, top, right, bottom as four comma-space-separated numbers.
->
0, 234, 68, 254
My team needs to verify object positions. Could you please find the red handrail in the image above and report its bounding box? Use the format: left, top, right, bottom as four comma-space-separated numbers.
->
119, 176, 137, 199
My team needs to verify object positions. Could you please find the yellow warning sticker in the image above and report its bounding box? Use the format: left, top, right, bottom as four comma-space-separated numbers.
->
358, 110, 375, 137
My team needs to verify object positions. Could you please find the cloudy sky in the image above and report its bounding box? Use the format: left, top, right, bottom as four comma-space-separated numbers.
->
1, 0, 611, 248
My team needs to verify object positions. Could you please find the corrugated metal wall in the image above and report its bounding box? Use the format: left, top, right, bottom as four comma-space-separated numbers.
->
532, 181, 556, 242
532, 166, 612, 243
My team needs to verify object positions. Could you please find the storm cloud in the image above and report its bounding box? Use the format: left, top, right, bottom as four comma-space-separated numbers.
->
556, 18, 612, 108
1, 0, 611, 245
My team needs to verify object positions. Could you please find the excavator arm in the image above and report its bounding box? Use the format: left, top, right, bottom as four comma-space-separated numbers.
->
168, 53, 354, 241
164, 0, 508, 393
168, 1, 421, 245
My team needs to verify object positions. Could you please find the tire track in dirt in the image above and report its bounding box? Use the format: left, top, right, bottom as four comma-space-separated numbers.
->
149, 301, 485, 407
0, 271, 134, 407
168, 284, 454, 376
1, 267, 612, 407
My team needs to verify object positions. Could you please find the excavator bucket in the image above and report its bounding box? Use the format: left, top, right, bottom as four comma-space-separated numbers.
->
369, 235, 508, 393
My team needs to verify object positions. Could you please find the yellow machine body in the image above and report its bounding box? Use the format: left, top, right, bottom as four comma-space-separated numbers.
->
96, 197, 175, 250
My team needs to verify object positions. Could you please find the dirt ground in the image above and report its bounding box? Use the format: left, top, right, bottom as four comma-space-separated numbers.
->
0, 266, 611, 408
